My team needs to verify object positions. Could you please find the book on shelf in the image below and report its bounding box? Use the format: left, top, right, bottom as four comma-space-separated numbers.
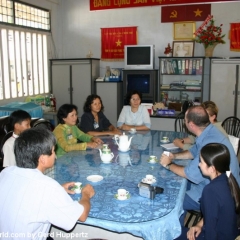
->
185, 59, 189, 75
185, 86, 201, 90
181, 59, 185, 74
189, 59, 193, 75
192, 59, 196, 75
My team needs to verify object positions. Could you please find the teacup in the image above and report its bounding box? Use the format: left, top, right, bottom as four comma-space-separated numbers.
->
145, 174, 156, 183
73, 182, 82, 193
149, 155, 157, 162
162, 136, 169, 142
117, 188, 129, 199
130, 128, 136, 134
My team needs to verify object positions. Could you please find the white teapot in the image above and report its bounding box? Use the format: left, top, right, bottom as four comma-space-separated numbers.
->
99, 148, 114, 163
115, 133, 133, 152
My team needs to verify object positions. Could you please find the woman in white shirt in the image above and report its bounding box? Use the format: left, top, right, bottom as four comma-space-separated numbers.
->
117, 90, 151, 131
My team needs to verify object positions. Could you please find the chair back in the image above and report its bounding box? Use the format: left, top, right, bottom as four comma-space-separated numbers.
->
31, 118, 54, 131
0, 131, 13, 159
221, 116, 240, 137
174, 112, 187, 132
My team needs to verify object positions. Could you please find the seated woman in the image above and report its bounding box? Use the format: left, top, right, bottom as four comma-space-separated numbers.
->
80, 94, 121, 136
53, 104, 103, 157
175, 143, 240, 240
173, 101, 228, 150
117, 90, 151, 131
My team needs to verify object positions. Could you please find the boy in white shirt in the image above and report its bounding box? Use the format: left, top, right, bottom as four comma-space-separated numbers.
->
3, 110, 31, 167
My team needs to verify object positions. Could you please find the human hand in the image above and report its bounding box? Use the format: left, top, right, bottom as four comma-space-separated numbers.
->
81, 184, 95, 198
159, 152, 173, 167
62, 182, 76, 195
187, 226, 202, 240
173, 138, 184, 148
87, 142, 99, 148
92, 137, 103, 144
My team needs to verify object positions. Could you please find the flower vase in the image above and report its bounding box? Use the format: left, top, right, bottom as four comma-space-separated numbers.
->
204, 43, 218, 57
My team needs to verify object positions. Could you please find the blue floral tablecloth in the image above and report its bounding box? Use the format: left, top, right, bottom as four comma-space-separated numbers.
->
47, 130, 188, 240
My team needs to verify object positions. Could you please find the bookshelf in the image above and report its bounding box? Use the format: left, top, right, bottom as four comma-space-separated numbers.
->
158, 56, 205, 105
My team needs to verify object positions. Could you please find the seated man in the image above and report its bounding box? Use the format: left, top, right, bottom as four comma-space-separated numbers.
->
3, 110, 31, 167
0, 128, 95, 239
160, 106, 240, 223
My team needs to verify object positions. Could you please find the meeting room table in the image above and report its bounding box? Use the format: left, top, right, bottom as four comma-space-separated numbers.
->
47, 130, 189, 240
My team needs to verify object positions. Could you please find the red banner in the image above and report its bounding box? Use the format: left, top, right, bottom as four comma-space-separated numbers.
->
90, 0, 237, 11
161, 4, 211, 23
101, 27, 137, 60
230, 23, 240, 51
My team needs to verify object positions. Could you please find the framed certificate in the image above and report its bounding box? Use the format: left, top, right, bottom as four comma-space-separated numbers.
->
173, 22, 196, 40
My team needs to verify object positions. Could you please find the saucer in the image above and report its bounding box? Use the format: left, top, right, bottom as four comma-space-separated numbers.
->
114, 193, 131, 201
118, 148, 130, 152
147, 158, 158, 164
86, 175, 103, 182
160, 139, 170, 143
142, 178, 156, 184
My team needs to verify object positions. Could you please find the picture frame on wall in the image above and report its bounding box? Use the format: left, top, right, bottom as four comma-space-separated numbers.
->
173, 22, 196, 40
172, 41, 195, 57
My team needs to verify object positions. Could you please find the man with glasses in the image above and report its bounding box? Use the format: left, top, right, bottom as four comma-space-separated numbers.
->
160, 105, 240, 225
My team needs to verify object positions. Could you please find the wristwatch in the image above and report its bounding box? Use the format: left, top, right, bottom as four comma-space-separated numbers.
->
165, 163, 172, 170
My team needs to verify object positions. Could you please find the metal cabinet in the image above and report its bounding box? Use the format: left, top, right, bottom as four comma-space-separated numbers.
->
50, 58, 100, 116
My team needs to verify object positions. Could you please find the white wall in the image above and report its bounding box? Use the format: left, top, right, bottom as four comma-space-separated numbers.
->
51, 0, 240, 76
1, 0, 239, 105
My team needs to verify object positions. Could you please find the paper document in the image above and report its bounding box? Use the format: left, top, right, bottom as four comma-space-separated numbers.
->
160, 143, 179, 150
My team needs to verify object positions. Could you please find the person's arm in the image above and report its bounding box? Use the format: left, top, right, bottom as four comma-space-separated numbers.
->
117, 107, 126, 128
78, 184, 95, 222
54, 125, 96, 152
3, 137, 16, 167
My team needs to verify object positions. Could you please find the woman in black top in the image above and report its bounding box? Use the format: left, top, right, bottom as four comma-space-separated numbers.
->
80, 94, 121, 137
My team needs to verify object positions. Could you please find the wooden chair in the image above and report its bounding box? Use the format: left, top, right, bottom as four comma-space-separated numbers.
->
184, 210, 202, 228
31, 118, 54, 131
221, 116, 240, 137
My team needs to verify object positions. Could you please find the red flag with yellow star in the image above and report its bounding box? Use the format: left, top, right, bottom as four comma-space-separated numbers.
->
101, 27, 137, 60
161, 4, 211, 23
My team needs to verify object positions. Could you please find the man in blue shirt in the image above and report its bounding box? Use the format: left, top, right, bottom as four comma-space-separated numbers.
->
160, 106, 240, 223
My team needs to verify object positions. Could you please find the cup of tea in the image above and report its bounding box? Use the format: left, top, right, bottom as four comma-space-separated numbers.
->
146, 174, 156, 183
117, 188, 129, 199
149, 155, 157, 162
162, 136, 169, 142
73, 182, 82, 194
130, 128, 136, 134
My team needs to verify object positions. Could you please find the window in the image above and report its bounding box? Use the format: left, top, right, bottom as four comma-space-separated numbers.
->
0, 0, 50, 31
0, 1, 50, 100
0, 28, 49, 99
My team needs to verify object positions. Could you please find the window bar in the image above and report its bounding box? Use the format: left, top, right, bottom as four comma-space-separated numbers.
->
20, 31, 28, 96
10, 29, 18, 98
0, 30, 4, 100
15, 31, 23, 97
42, 34, 49, 93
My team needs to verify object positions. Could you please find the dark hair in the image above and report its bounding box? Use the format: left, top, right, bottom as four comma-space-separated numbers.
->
125, 90, 142, 105
14, 128, 56, 169
186, 106, 210, 127
201, 101, 218, 122
57, 104, 78, 124
201, 143, 240, 213
83, 94, 104, 113
9, 110, 31, 130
